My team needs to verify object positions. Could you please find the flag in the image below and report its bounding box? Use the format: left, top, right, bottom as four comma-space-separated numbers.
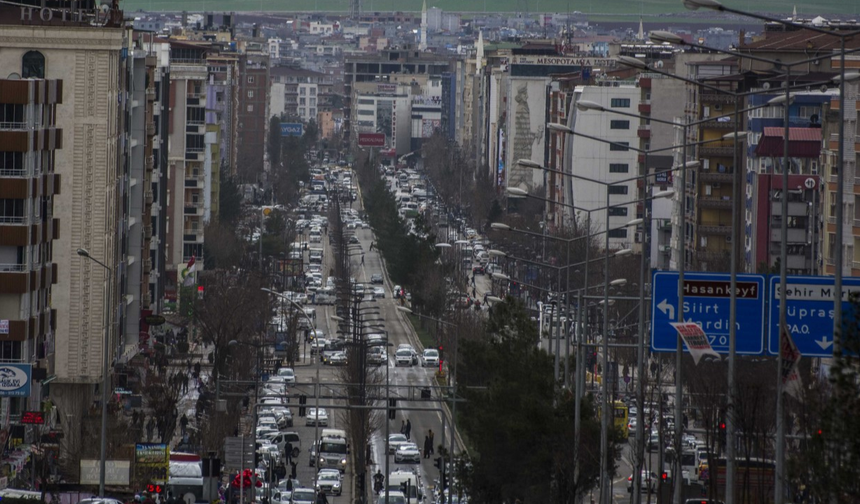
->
670, 322, 721, 365
181, 256, 197, 287
780, 324, 803, 398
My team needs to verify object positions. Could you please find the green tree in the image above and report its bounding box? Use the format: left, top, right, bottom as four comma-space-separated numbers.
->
219, 172, 243, 226
303, 119, 320, 151
268, 115, 282, 169
457, 298, 611, 504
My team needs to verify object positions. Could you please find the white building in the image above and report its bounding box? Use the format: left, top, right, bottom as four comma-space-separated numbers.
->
567, 84, 642, 249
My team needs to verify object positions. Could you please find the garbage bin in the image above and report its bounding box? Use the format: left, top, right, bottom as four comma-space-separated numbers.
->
421, 387, 431, 399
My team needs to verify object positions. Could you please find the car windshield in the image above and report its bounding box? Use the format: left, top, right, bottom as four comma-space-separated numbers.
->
293, 490, 314, 500
389, 434, 406, 442
320, 442, 347, 453
396, 350, 411, 357
424, 350, 438, 357
319, 473, 339, 481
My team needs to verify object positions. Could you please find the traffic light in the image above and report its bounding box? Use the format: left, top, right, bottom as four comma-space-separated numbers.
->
438, 345, 444, 362
357, 472, 366, 493
399, 481, 408, 494
718, 410, 727, 448
298, 395, 307, 417
146, 483, 164, 494
661, 472, 668, 483
388, 399, 397, 420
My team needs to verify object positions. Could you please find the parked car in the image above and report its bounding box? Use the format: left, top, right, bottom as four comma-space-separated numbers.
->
387, 434, 410, 454
371, 274, 384, 284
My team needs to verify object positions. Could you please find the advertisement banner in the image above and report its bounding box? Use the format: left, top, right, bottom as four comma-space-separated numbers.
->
280, 123, 303, 137
358, 132, 385, 147
0, 363, 32, 397
80, 460, 131, 485
670, 322, 721, 365
135, 443, 169, 482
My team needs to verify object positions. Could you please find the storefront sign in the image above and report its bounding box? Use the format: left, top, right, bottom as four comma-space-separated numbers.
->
0, 364, 31, 397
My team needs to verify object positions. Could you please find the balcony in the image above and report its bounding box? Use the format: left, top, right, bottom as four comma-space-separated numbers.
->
145, 191, 154, 206
638, 102, 651, 114
702, 119, 736, 129
0, 263, 26, 272
637, 125, 651, 139
146, 122, 156, 136
698, 146, 735, 158
698, 197, 733, 209
0, 122, 28, 131
0, 214, 28, 225
770, 228, 807, 243
0, 167, 28, 178
657, 219, 672, 231
183, 229, 204, 242
699, 171, 734, 183
184, 202, 203, 215
700, 92, 735, 105
698, 225, 732, 235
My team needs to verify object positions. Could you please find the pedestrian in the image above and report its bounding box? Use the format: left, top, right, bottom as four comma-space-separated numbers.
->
361, 254, 365, 266
285, 441, 293, 465
180, 413, 189, 437
316, 489, 329, 504
405, 419, 412, 441
400, 420, 406, 436
423, 435, 432, 458
472, 286, 477, 298
483, 292, 488, 304
369, 242, 374, 251
183, 374, 189, 393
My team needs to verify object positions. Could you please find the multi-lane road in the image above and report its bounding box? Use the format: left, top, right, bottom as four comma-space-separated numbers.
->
282, 204, 458, 503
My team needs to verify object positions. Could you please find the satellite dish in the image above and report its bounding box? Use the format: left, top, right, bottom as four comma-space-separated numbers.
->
655, 60, 664, 68
821, 84, 829, 93
6, 73, 20, 80
762, 82, 771, 90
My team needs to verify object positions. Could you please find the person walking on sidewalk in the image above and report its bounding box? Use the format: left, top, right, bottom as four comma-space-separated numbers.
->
405, 419, 412, 441
423, 435, 432, 459
180, 414, 189, 437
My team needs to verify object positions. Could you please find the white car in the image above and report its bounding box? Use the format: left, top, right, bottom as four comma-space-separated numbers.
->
422, 349, 440, 367
306, 407, 329, 427
372, 287, 385, 299
278, 367, 296, 384
289, 488, 316, 504
315, 469, 343, 496
394, 442, 421, 464
395, 348, 415, 367
388, 433, 409, 454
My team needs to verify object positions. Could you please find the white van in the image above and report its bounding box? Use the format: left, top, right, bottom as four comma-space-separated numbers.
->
309, 227, 322, 243
387, 470, 423, 501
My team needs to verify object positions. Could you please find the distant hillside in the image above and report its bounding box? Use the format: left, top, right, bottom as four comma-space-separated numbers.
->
121, 0, 853, 18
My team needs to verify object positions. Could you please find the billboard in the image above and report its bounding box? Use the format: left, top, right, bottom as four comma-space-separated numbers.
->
280, 123, 303, 137
0, 363, 31, 397
358, 132, 385, 147
80, 460, 131, 485
135, 443, 169, 482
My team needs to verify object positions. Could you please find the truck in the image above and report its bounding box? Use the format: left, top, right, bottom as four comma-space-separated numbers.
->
315, 428, 349, 472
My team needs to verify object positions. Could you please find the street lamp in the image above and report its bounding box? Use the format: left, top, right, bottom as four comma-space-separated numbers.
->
76, 248, 111, 498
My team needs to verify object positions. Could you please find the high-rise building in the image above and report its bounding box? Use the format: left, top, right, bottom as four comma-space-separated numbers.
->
236, 52, 269, 182
0, 1, 126, 467
0, 78, 62, 407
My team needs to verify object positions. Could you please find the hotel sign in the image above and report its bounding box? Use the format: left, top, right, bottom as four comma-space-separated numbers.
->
511, 55, 617, 68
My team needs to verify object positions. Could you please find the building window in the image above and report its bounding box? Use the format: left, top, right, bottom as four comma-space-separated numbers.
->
310, 108, 316, 117
247, 104, 253, 112
300, 87, 306, 95
22, 51, 45, 79
310, 88, 317, 96
608, 185, 629, 195
609, 142, 630, 151
0, 198, 25, 223
248, 76, 255, 84
608, 228, 628, 238
248, 90, 255, 98
610, 120, 630, 129
609, 163, 629, 173
299, 107, 305, 116
300, 98, 306, 105
216, 91, 224, 102
610, 98, 631, 108
608, 206, 628, 216
357, 110, 374, 116
310, 98, 316, 107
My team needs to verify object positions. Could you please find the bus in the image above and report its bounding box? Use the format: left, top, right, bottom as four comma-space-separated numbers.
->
699, 457, 774, 504
599, 400, 629, 435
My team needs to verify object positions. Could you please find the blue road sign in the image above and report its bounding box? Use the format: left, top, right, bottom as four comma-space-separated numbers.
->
767, 275, 860, 357
651, 271, 766, 355
280, 123, 303, 137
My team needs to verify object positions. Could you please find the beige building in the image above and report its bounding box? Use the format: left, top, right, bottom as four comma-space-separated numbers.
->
0, 5, 125, 462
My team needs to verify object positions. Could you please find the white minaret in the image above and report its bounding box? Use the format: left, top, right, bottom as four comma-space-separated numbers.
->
637, 17, 645, 40
419, 0, 428, 51
476, 29, 484, 69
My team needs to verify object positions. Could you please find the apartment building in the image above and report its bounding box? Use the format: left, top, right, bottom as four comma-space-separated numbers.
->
0, 78, 62, 411
0, 3, 126, 466
237, 52, 270, 182
344, 46, 454, 145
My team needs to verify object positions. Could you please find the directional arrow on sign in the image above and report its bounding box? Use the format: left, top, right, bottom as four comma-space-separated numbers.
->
816, 337, 833, 350
657, 299, 675, 320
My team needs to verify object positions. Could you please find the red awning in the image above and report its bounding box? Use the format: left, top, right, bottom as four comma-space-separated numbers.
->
755, 127, 821, 158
